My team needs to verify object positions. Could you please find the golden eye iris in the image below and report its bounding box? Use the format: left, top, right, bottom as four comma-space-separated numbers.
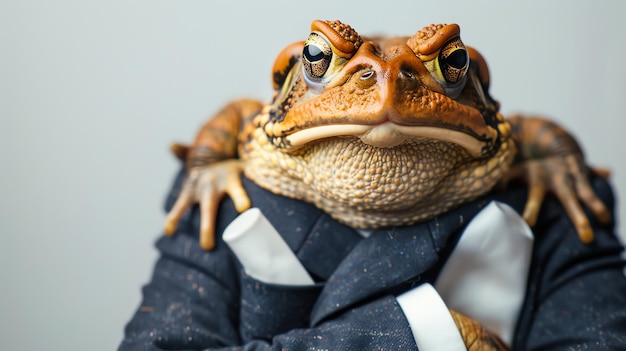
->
438, 37, 469, 84
302, 33, 333, 81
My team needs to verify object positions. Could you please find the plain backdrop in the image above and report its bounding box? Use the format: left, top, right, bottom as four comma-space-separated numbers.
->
2, 1, 624, 350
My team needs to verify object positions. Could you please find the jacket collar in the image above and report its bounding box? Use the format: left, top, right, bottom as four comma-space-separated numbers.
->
241, 177, 363, 281
309, 194, 521, 325
240, 176, 528, 326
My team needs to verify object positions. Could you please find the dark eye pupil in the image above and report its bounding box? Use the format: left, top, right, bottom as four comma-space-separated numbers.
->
438, 37, 469, 85
302, 33, 333, 81
304, 45, 325, 62
446, 50, 467, 69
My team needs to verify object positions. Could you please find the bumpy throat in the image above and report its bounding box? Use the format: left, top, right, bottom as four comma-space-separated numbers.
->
243, 131, 516, 229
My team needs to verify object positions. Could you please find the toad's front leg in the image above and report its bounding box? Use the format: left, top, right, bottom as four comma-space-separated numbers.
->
503, 115, 612, 243
164, 99, 263, 250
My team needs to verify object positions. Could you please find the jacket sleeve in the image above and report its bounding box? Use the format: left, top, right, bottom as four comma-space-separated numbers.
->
119, 234, 422, 351
118, 230, 243, 349
118, 171, 421, 351
513, 177, 626, 350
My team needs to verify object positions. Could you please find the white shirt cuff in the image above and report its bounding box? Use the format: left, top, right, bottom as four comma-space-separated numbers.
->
396, 283, 466, 351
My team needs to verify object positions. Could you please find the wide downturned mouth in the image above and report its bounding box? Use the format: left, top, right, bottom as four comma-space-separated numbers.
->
283, 122, 491, 157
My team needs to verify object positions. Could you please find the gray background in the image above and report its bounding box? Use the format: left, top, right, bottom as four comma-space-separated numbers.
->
2, 1, 624, 350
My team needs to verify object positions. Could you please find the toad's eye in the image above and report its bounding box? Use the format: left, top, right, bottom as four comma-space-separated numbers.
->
302, 32, 333, 81
438, 37, 469, 84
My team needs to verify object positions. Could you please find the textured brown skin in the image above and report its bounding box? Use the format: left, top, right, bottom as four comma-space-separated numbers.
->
167, 19, 610, 247
185, 21, 514, 230
449, 310, 510, 350
163, 20, 612, 348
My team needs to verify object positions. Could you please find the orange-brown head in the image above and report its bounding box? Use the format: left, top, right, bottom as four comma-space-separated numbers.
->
264, 20, 505, 158
245, 20, 515, 228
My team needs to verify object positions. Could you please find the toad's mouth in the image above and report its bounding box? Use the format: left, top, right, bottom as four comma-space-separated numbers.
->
284, 121, 491, 157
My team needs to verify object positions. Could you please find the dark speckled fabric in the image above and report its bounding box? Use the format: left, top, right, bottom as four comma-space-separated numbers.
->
119, 169, 626, 350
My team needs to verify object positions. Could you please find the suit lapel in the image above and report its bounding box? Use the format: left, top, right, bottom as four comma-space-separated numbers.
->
242, 177, 364, 282
242, 177, 321, 251
296, 214, 364, 281
311, 197, 496, 325
241, 176, 530, 327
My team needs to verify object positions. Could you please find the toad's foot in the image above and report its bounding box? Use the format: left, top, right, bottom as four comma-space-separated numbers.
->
501, 155, 611, 244
449, 309, 510, 350
164, 160, 251, 250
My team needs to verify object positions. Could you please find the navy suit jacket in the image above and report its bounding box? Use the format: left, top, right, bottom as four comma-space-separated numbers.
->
120, 170, 626, 350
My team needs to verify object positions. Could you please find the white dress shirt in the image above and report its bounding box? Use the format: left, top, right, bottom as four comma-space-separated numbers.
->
224, 201, 534, 350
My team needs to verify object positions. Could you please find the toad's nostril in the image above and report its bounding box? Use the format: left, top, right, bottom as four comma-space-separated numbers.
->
360, 70, 375, 80
397, 70, 419, 90
399, 70, 415, 80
